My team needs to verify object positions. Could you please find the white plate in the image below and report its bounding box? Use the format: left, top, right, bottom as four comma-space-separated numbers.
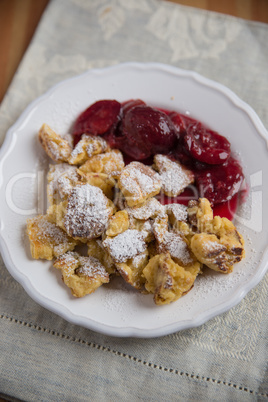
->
0, 63, 268, 338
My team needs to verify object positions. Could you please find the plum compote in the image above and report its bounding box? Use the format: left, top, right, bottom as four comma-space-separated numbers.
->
183, 122, 231, 165
71, 99, 245, 219
72, 99, 121, 145
119, 105, 177, 159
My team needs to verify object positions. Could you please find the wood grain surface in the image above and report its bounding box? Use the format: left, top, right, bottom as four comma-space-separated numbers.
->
0, 0, 49, 102
169, 0, 268, 21
0, 0, 267, 103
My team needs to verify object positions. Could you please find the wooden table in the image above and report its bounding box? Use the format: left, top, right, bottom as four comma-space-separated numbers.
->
0, 0, 267, 104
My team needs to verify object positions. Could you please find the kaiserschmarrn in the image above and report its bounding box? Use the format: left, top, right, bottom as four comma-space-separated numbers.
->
25, 123, 245, 305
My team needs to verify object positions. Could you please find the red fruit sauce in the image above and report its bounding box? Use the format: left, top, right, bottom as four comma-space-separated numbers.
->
71, 99, 246, 220
72, 99, 121, 145
119, 105, 177, 159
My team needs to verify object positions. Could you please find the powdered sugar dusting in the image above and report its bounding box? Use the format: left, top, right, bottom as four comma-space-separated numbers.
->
55, 251, 79, 277
131, 251, 148, 269
101, 150, 124, 175
70, 139, 84, 159
54, 251, 108, 280
47, 163, 79, 203
76, 256, 109, 279
69, 134, 108, 162
103, 229, 146, 263
165, 203, 188, 221
154, 154, 194, 196
64, 183, 111, 239
119, 162, 162, 201
160, 231, 193, 266
127, 197, 165, 220
57, 171, 80, 199
202, 239, 226, 255
47, 139, 71, 162
32, 215, 72, 244
27, 215, 75, 257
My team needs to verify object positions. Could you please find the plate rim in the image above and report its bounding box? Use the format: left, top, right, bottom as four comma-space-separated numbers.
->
0, 62, 268, 338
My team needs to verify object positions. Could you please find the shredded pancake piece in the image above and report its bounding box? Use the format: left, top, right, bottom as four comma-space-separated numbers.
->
128, 216, 154, 243
26, 215, 77, 260
187, 198, 214, 233
116, 249, 149, 290
153, 154, 194, 197
187, 199, 245, 273
103, 229, 147, 263
213, 216, 245, 258
87, 239, 116, 275
165, 203, 188, 225
68, 134, 108, 165
78, 149, 124, 178
118, 161, 162, 207
47, 163, 81, 205
158, 231, 194, 267
83, 172, 116, 199
127, 197, 165, 220
54, 251, 109, 297
142, 253, 197, 305
152, 214, 169, 243
38, 123, 72, 162
64, 183, 113, 241
106, 210, 129, 237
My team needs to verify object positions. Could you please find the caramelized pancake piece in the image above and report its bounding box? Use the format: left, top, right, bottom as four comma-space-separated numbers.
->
188, 199, 245, 273
127, 197, 165, 220
116, 249, 149, 290
165, 203, 188, 226
153, 154, 194, 197
103, 229, 147, 263
213, 216, 245, 257
118, 161, 162, 207
191, 217, 245, 273
26, 215, 77, 260
87, 239, 116, 275
47, 163, 81, 205
158, 231, 194, 267
54, 251, 109, 297
78, 149, 124, 178
142, 253, 197, 305
191, 233, 231, 273
68, 134, 108, 165
106, 210, 129, 237
83, 172, 115, 199
38, 124, 72, 162
128, 216, 154, 243
187, 198, 214, 233
64, 183, 113, 241
152, 214, 169, 243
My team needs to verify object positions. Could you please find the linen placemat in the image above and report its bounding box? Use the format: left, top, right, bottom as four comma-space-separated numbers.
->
0, 0, 267, 400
